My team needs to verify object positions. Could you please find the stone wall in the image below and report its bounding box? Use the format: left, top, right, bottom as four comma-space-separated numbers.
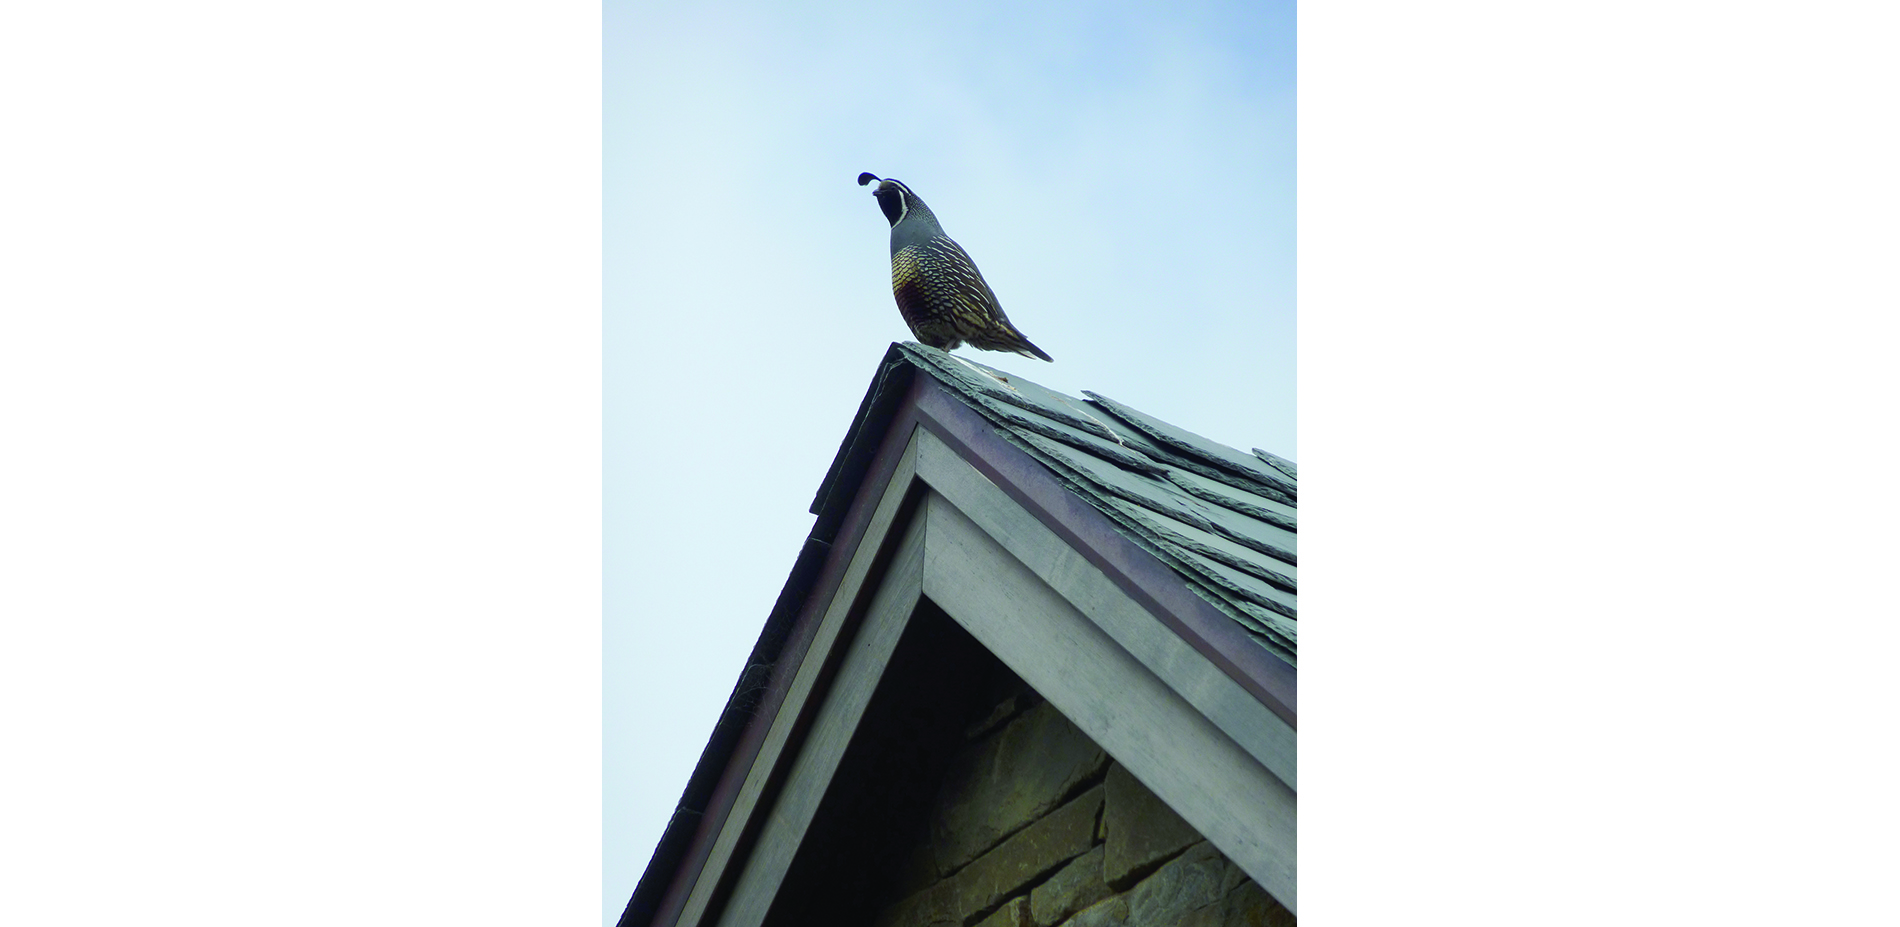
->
870, 691, 1293, 927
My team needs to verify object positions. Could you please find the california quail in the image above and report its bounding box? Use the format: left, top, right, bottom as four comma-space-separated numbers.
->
857, 173, 1052, 362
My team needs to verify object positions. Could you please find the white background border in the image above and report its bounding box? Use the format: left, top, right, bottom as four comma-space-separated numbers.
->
5, 2, 1896, 924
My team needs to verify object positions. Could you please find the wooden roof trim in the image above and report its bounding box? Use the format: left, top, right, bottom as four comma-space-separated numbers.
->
627, 373, 930, 927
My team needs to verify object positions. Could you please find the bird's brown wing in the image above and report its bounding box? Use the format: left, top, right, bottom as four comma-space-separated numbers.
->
928, 238, 1053, 361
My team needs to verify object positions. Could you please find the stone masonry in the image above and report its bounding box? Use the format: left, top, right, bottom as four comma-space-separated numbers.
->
872, 690, 1292, 927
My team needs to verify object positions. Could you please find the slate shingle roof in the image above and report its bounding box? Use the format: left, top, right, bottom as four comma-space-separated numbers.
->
892, 343, 1297, 666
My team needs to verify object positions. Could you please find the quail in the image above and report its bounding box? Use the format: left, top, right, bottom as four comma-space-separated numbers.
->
858, 173, 1052, 362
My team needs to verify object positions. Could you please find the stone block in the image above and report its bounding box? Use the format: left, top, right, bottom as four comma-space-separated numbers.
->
1060, 895, 1127, 927
954, 786, 1104, 921
975, 896, 1033, 927
1221, 878, 1296, 927
1102, 763, 1202, 889
1219, 859, 1249, 898
1030, 845, 1112, 927
1212, 860, 1294, 926
1123, 841, 1225, 926
1174, 900, 1226, 927
1173, 875, 1298, 927
934, 700, 1109, 875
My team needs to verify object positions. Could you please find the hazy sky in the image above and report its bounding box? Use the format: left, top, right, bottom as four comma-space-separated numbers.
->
604, 1, 1294, 922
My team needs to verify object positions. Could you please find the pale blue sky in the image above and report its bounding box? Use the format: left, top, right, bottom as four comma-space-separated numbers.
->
604, 1, 1294, 922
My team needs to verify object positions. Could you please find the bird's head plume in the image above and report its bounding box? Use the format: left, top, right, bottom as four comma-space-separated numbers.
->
858, 172, 919, 228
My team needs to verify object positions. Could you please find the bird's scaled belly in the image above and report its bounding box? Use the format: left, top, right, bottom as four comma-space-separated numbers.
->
891, 250, 951, 333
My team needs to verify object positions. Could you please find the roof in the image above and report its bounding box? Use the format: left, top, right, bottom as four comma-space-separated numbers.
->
621, 343, 1298, 927
869, 343, 1298, 667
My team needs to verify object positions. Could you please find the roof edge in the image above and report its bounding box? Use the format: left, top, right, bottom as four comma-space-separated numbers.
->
622, 355, 932, 927
808, 344, 916, 542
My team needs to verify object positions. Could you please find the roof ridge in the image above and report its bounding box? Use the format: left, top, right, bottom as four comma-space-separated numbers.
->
898, 345, 1133, 447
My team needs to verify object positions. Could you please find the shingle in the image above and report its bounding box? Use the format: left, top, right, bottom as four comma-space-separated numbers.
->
1184, 496, 1297, 563
1252, 448, 1297, 481
1159, 540, 1298, 619
1013, 432, 1216, 528
1186, 588, 1297, 666
1014, 430, 1296, 555
1163, 468, 1297, 533
1082, 391, 1298, 499
976, 401, 1167, 477
1096, 496, 1295, 590
1232, 599, 1298, 646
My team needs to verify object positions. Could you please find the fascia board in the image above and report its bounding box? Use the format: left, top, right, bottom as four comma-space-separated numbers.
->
646, 403, 929, 927
704, 511, 927, 927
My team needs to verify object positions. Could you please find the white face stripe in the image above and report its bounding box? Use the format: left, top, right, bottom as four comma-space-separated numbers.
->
885, 180, 911, 225
868, 176, 916, 226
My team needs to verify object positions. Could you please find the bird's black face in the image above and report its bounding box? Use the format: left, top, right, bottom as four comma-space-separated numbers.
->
871, 179, 911, 227
858, 171, 920, 227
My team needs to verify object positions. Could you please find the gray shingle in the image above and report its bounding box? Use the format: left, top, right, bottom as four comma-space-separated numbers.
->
1083, 391, 1297, 498
1252, 448, 1297, 481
